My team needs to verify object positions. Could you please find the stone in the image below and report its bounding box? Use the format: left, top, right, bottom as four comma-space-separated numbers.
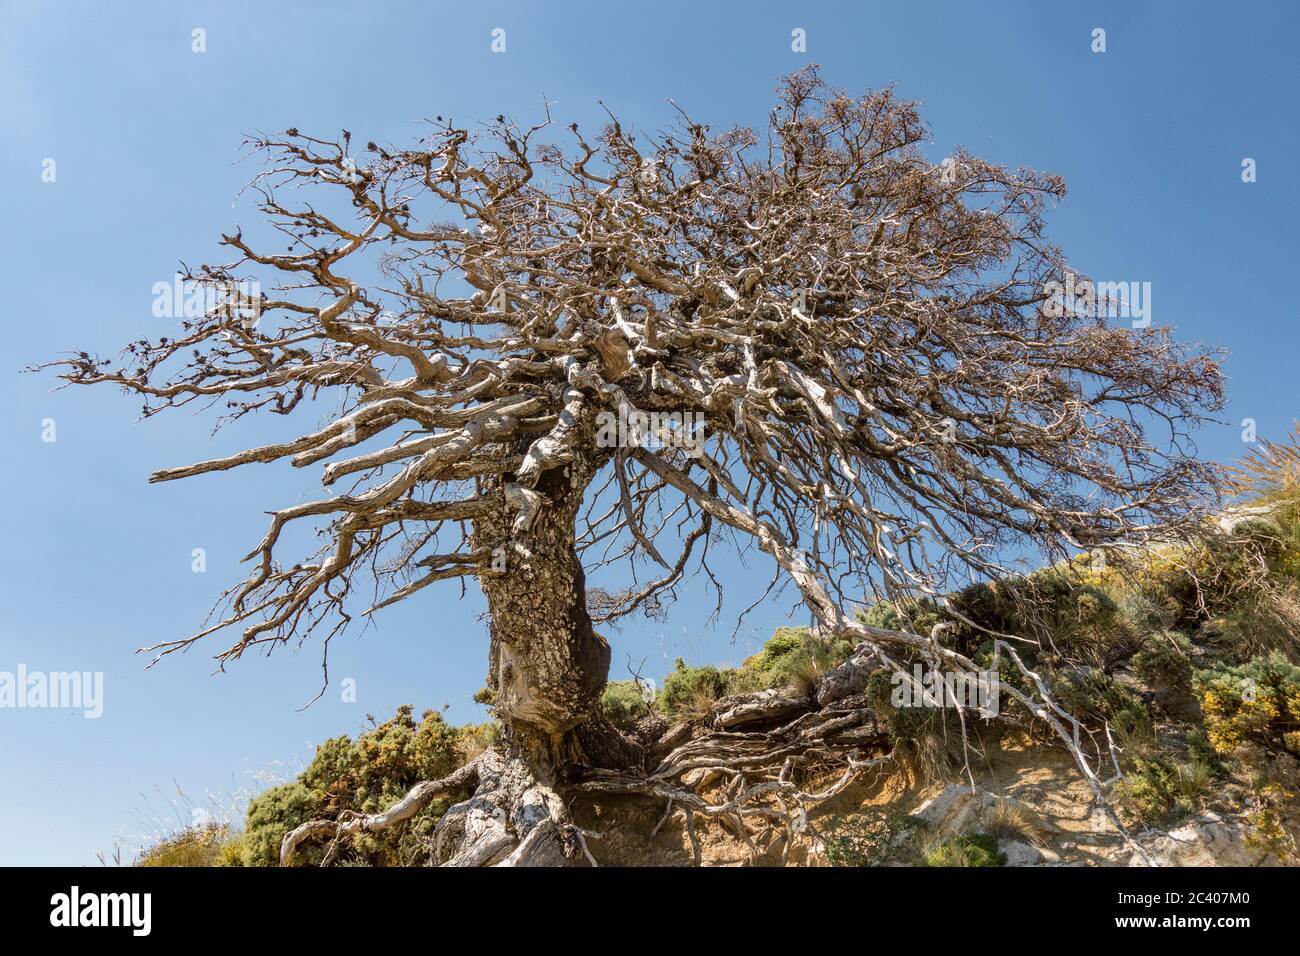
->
1139, 813, 1283, 867
912, 784, 981, 835
1000, 840, 1043, 866
815, 649, 876, 706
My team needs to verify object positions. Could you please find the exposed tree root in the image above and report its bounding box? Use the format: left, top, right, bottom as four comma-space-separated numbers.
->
282, 628, 1156, 867
281, 737, 600, 867
432, 746, 586, 867
279, 756, 484, 866
571, 693, 897, 865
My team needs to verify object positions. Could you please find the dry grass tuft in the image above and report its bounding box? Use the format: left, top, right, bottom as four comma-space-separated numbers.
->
982, 797, 1053, 848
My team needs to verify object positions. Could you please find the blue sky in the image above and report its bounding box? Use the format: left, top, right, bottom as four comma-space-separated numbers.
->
2, 0, 1297, 865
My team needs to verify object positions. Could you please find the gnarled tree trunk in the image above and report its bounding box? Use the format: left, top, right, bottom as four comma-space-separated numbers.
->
429, 449, 641, 865
477, 463, 610, 753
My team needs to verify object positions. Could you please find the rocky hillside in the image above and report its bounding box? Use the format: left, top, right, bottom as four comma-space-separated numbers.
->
136, 444, 1300, 867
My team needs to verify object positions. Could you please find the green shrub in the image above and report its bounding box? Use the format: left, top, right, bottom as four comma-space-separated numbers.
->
215, 834, 247, 867
865, 668, 941, 740
724, 666, 769, 695
860, 568, 1133, 666
242, 782, 318, 866
858, 598, 951, 642
764, 637, 854, 694
242, 704, 471, 866
602, 680, 651, 730
1194, 652, 1300, 756
1113, 752, 1215, 825
924, 833, 1004, 867
1185, 729, 1223, 772
1116, 590, 1176, 635
861, 668, 965, 782
822, 811, 922, 867
758, 627, 807, 666
858, 600, 903, 631
730, 628, 855, 694
1048, 667, 1149, 738
1132, 632, 1193, 689
659, 661, 728, 716
457, 721, 499, 762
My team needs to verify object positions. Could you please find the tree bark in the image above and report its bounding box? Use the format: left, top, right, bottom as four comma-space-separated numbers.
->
426, 448, 641, 864
477, 463, 610, 746
474, 451, 640, 760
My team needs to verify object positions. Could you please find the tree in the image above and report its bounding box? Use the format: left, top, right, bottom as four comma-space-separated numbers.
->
39, 68, 1224, 865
